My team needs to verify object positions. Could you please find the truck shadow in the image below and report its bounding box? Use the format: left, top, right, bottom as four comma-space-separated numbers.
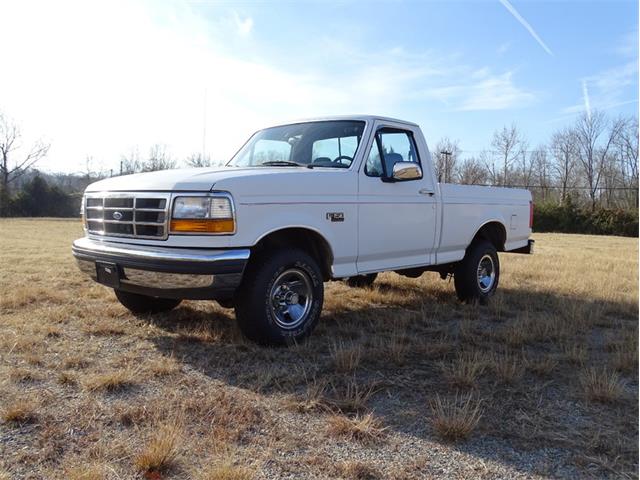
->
144, 280, 637, 478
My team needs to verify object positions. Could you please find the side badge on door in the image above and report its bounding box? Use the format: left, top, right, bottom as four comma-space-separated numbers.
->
326, 212, 344, 222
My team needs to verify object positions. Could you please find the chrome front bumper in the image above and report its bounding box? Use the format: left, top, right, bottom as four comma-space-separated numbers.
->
72, 237, 250, 299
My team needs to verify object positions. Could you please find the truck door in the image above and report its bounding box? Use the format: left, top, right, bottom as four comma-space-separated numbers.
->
356, 122, 437, 273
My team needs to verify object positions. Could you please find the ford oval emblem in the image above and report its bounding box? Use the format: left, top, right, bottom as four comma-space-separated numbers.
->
112, 211, 123, 221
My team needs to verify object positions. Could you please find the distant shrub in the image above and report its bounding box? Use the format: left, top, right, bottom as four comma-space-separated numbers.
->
534, 200, 638, 237
3, 175, 79, 217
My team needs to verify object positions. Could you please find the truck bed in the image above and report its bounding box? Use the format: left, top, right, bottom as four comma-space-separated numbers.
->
435, 184, 532, 264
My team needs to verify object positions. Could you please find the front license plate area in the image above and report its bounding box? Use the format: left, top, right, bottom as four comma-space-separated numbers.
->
95, 261, 120, 288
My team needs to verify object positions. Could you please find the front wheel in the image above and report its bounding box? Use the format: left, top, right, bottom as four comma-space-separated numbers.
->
235, 249, 324, 346
114, 290, 182, 314
454, 241, 500, 304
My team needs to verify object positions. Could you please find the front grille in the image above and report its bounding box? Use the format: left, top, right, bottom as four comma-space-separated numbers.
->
85, 193, 170, 239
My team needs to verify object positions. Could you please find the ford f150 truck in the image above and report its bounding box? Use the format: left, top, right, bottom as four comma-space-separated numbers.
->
72, 115, 534, 345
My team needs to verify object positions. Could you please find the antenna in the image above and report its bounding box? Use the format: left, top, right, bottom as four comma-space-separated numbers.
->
202, 88, 207, 161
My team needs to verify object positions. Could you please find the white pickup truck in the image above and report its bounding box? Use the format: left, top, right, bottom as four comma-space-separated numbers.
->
73, 115, 533, 345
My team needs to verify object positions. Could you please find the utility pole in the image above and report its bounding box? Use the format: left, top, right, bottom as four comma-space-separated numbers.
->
440, 150, 452, 183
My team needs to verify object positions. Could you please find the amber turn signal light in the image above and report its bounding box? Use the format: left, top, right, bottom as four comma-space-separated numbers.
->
170, 219, 235, 234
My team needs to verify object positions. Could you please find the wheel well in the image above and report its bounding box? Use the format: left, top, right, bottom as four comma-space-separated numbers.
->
252, 228, 333, 281
471, 222, 506, 252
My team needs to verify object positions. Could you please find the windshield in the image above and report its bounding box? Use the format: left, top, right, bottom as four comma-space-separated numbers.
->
227, 120, 366, 169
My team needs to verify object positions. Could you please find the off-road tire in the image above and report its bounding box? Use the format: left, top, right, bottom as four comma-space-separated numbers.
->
454, 240, 500, 304
114, 289, 182, 314
345, 273, 378, 288
235, 249, 324, 346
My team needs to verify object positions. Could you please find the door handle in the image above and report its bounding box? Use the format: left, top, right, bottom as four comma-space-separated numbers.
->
419, 188, 435, 196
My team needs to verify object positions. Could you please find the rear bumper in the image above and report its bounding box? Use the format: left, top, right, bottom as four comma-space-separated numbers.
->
72, 237, 250, 300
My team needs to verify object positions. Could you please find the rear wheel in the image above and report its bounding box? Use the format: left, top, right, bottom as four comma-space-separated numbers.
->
454, 241, 500, 304
114, 290, 182, 314
235, 249, 324, 345
345, 273, 378, 288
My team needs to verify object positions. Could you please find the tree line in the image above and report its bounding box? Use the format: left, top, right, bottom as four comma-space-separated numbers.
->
433, 110, 638, 211
0, 109, 637, 236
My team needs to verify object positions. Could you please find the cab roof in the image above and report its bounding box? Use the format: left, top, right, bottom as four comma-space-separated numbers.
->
266, 114, 419, 129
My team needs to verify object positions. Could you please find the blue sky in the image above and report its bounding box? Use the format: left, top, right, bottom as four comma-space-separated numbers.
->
0, 0, 637, 172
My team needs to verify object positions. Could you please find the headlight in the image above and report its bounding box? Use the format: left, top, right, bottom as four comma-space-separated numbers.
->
170, 194, 235, 234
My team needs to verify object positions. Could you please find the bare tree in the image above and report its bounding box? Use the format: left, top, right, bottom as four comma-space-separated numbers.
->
185, 153, 213, 168
550, 128, 578, 204
515, 148, 538, 189
574, 111, 625, 210
433, 137, 461, 183
120, 148, 143, 175
143, 144, 176, 172
490, 124, 527, 186
457, 157, 487, 185
119, 145, 176, 174
533, 147, 552, 203
600, 151, 622, 208
0, 113, 50, 203
615, 117, 639, 207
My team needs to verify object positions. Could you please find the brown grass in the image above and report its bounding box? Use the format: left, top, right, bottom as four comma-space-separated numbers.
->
325, 379, 377, 413
525, 353, 558, 377
338, 460, 381, 480
429, 393, 483, 441
2, 399, 37, 425
65, 464, 106, 480
563, 343, 588, 366
441, 351, 485, 388
9, 367, 42, 383
327, 413, 386, 444
83, 367, 138, 392
146, 354, 182, 377
580, 367, 627, 403
330, 340, 363, 373
134, 424, 182, 473
609, 333, 638, 374
0, 220, 637, 478
486, 351, 524, 384
197, 463, 255, 480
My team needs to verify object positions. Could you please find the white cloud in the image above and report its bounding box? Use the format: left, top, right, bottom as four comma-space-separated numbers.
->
562, 60, 638, 116
418, 70, 536, 111
497, 42, 510, 55
582, 79, 591, 119
233, 13, 253, 36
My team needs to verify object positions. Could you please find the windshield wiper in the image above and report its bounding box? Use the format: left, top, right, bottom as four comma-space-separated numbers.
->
259, 160, 306, 167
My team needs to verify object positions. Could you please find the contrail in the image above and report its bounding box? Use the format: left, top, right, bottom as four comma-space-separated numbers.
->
499, 0, 553, 56
582, 79, 591, 120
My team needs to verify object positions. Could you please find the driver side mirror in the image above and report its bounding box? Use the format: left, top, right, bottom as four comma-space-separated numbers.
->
389, 162, 423, 181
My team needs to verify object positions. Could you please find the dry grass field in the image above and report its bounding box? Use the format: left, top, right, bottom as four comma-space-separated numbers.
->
0, 218, 638, 479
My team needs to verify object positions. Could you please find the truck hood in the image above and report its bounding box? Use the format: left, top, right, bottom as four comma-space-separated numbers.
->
85, 166, 298, 192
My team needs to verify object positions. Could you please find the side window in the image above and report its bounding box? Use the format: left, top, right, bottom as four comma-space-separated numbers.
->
365, 138, 384, 177
377, 129, 420, 175
365, 128, 420, 177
